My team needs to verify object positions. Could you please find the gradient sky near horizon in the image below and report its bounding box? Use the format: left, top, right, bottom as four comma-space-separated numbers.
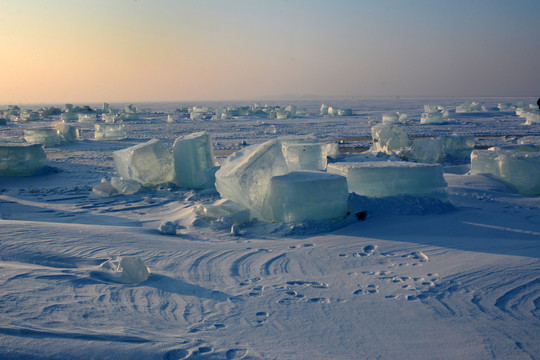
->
1, 0, 540, 104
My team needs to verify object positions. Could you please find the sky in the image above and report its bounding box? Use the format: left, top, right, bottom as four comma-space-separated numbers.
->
1, 0, 540, 104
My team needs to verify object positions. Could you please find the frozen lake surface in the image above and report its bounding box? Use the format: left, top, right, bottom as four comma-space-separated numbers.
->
1, 97, 539, 359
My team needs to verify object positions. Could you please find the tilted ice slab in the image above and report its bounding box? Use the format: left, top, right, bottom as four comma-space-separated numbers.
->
113, 139, 174, 186
215, 139, 289, 220
470, 148, 540, 195
173, 131, 217, 189
370, 124, 409, 154
267, 171, 349, 223
24, 127, 63, 147
95, 123, 126, 141
0, 143, 47, 176
327, 161, 447, 198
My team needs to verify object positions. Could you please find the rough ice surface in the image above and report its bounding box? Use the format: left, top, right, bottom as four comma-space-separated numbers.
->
215, 139, 289, 220
193, 199, 250, 225
470, 149, 540, 195
282, 142, 327, 171
111, 177, 142, 195
99, 256, 150, 284
267, 171, 349, 223
113, 139, 174, 186
173, 132, 217, 189
327, 161, 447, 198
0, 143, 47, 176
95, 124, 126, 141
23, 127, 63, 147
370, 124, 409, 154
420, 111, 444, 124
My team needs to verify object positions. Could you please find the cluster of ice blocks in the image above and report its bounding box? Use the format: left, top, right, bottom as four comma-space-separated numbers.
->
420, 105, 449, 124
320, 104, 353, 116
470, 146, 540, 195
0, 143, 47, 176
215, 137, 344, 222
327, 161, 447, 198
94, 124, 126, 141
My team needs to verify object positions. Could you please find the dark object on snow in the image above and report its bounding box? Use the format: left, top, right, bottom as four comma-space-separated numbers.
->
537, 97, 540, 109
356, 211, 367, 221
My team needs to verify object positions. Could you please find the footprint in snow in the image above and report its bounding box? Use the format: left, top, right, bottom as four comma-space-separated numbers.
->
226, 348, 249, 359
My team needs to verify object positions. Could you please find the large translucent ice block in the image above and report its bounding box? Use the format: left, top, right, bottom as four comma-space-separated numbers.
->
0, 143, 47, 176
439, 135, 475, 159
173, 131, 217, 189
78, 113, 97, 123
113, 139, 174, 186
95, 123, 126, 141
370, 124, 409, 154
24, 127, 63, 147
267, 171, 349, 222
282, 142, 327, 171
215, 139, 289, 220
470, 150, 501, 176
410, 138, 444, 163
55, 123, 79, 142
420, 112, 444, 124
498, 152, 540, 195
327, 161, 447, 198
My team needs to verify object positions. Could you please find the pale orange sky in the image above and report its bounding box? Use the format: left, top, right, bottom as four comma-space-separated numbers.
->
1, 0, 539, 104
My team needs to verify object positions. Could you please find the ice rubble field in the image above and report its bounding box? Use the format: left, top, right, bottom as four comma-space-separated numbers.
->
1, 98, 540, 359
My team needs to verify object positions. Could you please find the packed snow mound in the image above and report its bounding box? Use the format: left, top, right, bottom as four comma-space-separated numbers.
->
99, 256, 150, 284
0, 143, 48, 176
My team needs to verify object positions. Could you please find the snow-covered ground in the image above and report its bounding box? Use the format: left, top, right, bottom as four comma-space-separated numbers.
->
1, 98, 539, 359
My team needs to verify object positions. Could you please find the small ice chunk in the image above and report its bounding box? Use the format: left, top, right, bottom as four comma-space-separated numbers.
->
231, 223, 240, 236
338, 109, 353, 116
267, 171, 349, 222
24, 127, 63, 147
370, 124, 409, 154
159, 221, 177, 235
282, 142, 327, 171
193, 199, 250, 225
0, 143, 47, 176
327, 161, 447, 198
110, 177, 141, 195
92, 179, 119, 197
215, 139, 289, 220
410, 138, 444, 163
412, 251, 429, 262
95, 123, 126, 141
113, 139, 174, 186
173, 131, 217, 189
99, 256, 150, 284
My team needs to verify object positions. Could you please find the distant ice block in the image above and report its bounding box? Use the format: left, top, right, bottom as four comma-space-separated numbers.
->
420, 111, 444, 124
423, 105, 439, 113
113, 139, 174, 186
382, 112, 400, 124
60, 112, 78, 122
327, 106, 339, 116
24, 127, 63, 147
338, 109, 353, 116
370, 124, 409, 154
518, 136, 540, 145
327, 161, 447, 198
111, 177, 142, 195
215, 139, 289, 220
78, 113, 97, 123
55, 123, 79, 142
99, 256, 150, 284
267, 171, 349, 222
173, 131, 217, 189
320, 104, 329, 115
282, 142, 327, 171
94, 123, 126, 141
193, 199, 250, 225
102, 113, 122, 123
410, 138, 444, 163
498, 103, 512, 110
456, 102, 484, 113
524, 110, 540, 124
0, 143, 47, 176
